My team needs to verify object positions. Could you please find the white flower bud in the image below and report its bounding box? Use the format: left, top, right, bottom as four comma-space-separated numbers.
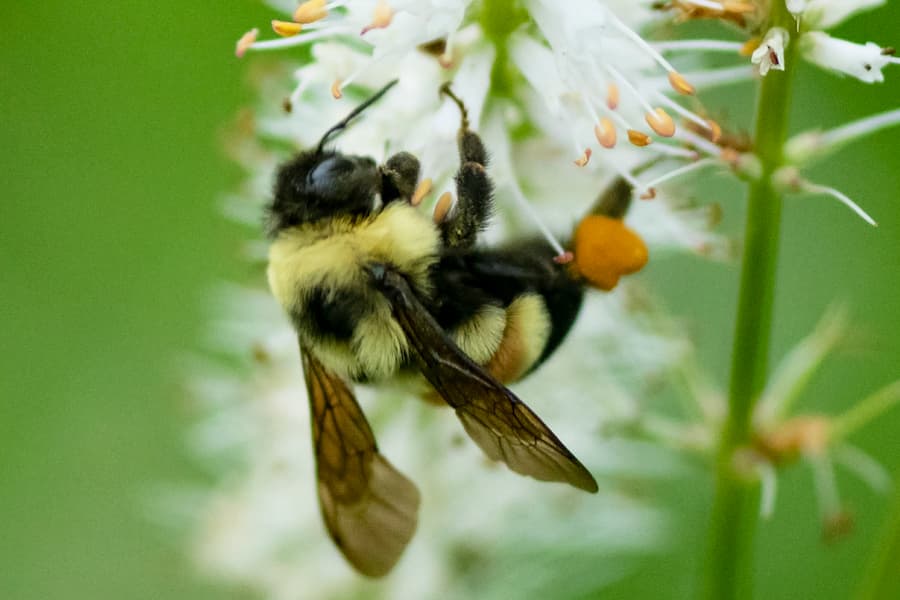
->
751, 28, 789, 76
803, 31, 897, 83
786, 0, 807, 17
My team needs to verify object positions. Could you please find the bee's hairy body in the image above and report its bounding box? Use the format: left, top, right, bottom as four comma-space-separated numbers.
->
267, 201, 583, 385
262, 81, 598, 577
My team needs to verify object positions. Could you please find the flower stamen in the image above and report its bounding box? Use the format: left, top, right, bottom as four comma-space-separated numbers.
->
574, 148, 592, 167
628, 130, 653, 147
606, 65, 657, 120
645, 107, 677, 137
361, 0, 393, 35
667, 72, 696, 96
655, 65, 753, 91
594, 118, 617, 148
293, 0, 329, 25
272, 20, 303, 37
606, 83, 620, 110
411, 178, 432, 206
505, 166, 567, 257
652, 39, 745, 54
433, 191, 454, 224
676, 125, 726, 156
330, 79, 343, 99
235, 28, 258, 58
642, 158, 715, 189
706, 120, 722, 143
802, 182, 877, 227
607, 13, 695, 96
653, 91, 717, 138
648, 143, 699, 160
668, 0, 755, 26
243, 26, 356, 52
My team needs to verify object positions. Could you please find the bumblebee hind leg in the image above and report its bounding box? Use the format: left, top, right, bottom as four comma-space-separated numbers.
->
439, 83, 494, 249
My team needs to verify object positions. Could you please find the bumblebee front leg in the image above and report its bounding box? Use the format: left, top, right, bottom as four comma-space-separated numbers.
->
439, 83, 494, 249
379, 151, 421, 204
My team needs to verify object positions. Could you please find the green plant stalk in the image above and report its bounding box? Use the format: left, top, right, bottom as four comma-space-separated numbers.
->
703, 5, 799, 599
856, 472, 900, 600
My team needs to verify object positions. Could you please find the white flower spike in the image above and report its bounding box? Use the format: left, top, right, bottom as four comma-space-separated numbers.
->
209, 0, 900, 594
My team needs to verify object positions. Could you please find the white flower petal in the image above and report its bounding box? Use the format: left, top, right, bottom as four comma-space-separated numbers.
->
803, 31, 896, 83
751, 27, 789, 77
805, 0, 885, 29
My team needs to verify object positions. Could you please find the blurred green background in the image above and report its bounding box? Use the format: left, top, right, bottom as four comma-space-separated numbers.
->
2, 1, 898, 599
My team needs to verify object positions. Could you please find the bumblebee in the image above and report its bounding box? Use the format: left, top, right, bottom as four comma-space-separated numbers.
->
266, 80, 599, 577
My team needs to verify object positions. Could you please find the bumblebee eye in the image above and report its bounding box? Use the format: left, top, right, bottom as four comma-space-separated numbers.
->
308, 156, 352, 188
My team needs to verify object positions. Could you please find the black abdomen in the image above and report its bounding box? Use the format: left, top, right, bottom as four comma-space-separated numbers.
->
295, 287, 369, 342
428, 238, 585, 373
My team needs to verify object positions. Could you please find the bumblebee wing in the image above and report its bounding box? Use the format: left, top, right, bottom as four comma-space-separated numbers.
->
300, 346, 420, 577
372, 267, 598, 493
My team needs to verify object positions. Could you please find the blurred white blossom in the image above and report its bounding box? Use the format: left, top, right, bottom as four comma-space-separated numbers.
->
190, 282, 682, 599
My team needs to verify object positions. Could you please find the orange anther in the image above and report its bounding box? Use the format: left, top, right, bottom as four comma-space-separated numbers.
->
433, 191, 453, 224
645, 108, 676, 137
411, 178, 432, 206
574, 148, 592, 167
606, 82, 620, 110
272, 20, 303, 37
294, 0, 328, 24
235, 28, 258, 58
627, 129, 652, 147
361, 0, 393, 34
594, 118, 617, 148
668, 71, 695, 96
706, 119, 722, 143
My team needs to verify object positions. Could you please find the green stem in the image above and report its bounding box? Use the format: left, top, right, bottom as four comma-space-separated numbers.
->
703, 6, 798, 600
856, 472, 900, 600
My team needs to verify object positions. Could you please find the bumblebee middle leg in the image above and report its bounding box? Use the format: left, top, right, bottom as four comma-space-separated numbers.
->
439, 83, 494, 249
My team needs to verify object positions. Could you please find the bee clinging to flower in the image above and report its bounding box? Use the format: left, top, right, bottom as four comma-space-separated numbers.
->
263, 80, 655, 576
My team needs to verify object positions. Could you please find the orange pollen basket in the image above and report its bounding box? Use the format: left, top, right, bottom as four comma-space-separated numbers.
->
572, 215, 649, 291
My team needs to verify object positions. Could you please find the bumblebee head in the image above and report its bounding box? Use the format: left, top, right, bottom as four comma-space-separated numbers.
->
268, 149, 381, 234
266, 79, 421, 236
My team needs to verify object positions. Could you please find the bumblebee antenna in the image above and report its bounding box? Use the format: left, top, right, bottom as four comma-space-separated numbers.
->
439, 82, 469, 131
316, 79, 399, 154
